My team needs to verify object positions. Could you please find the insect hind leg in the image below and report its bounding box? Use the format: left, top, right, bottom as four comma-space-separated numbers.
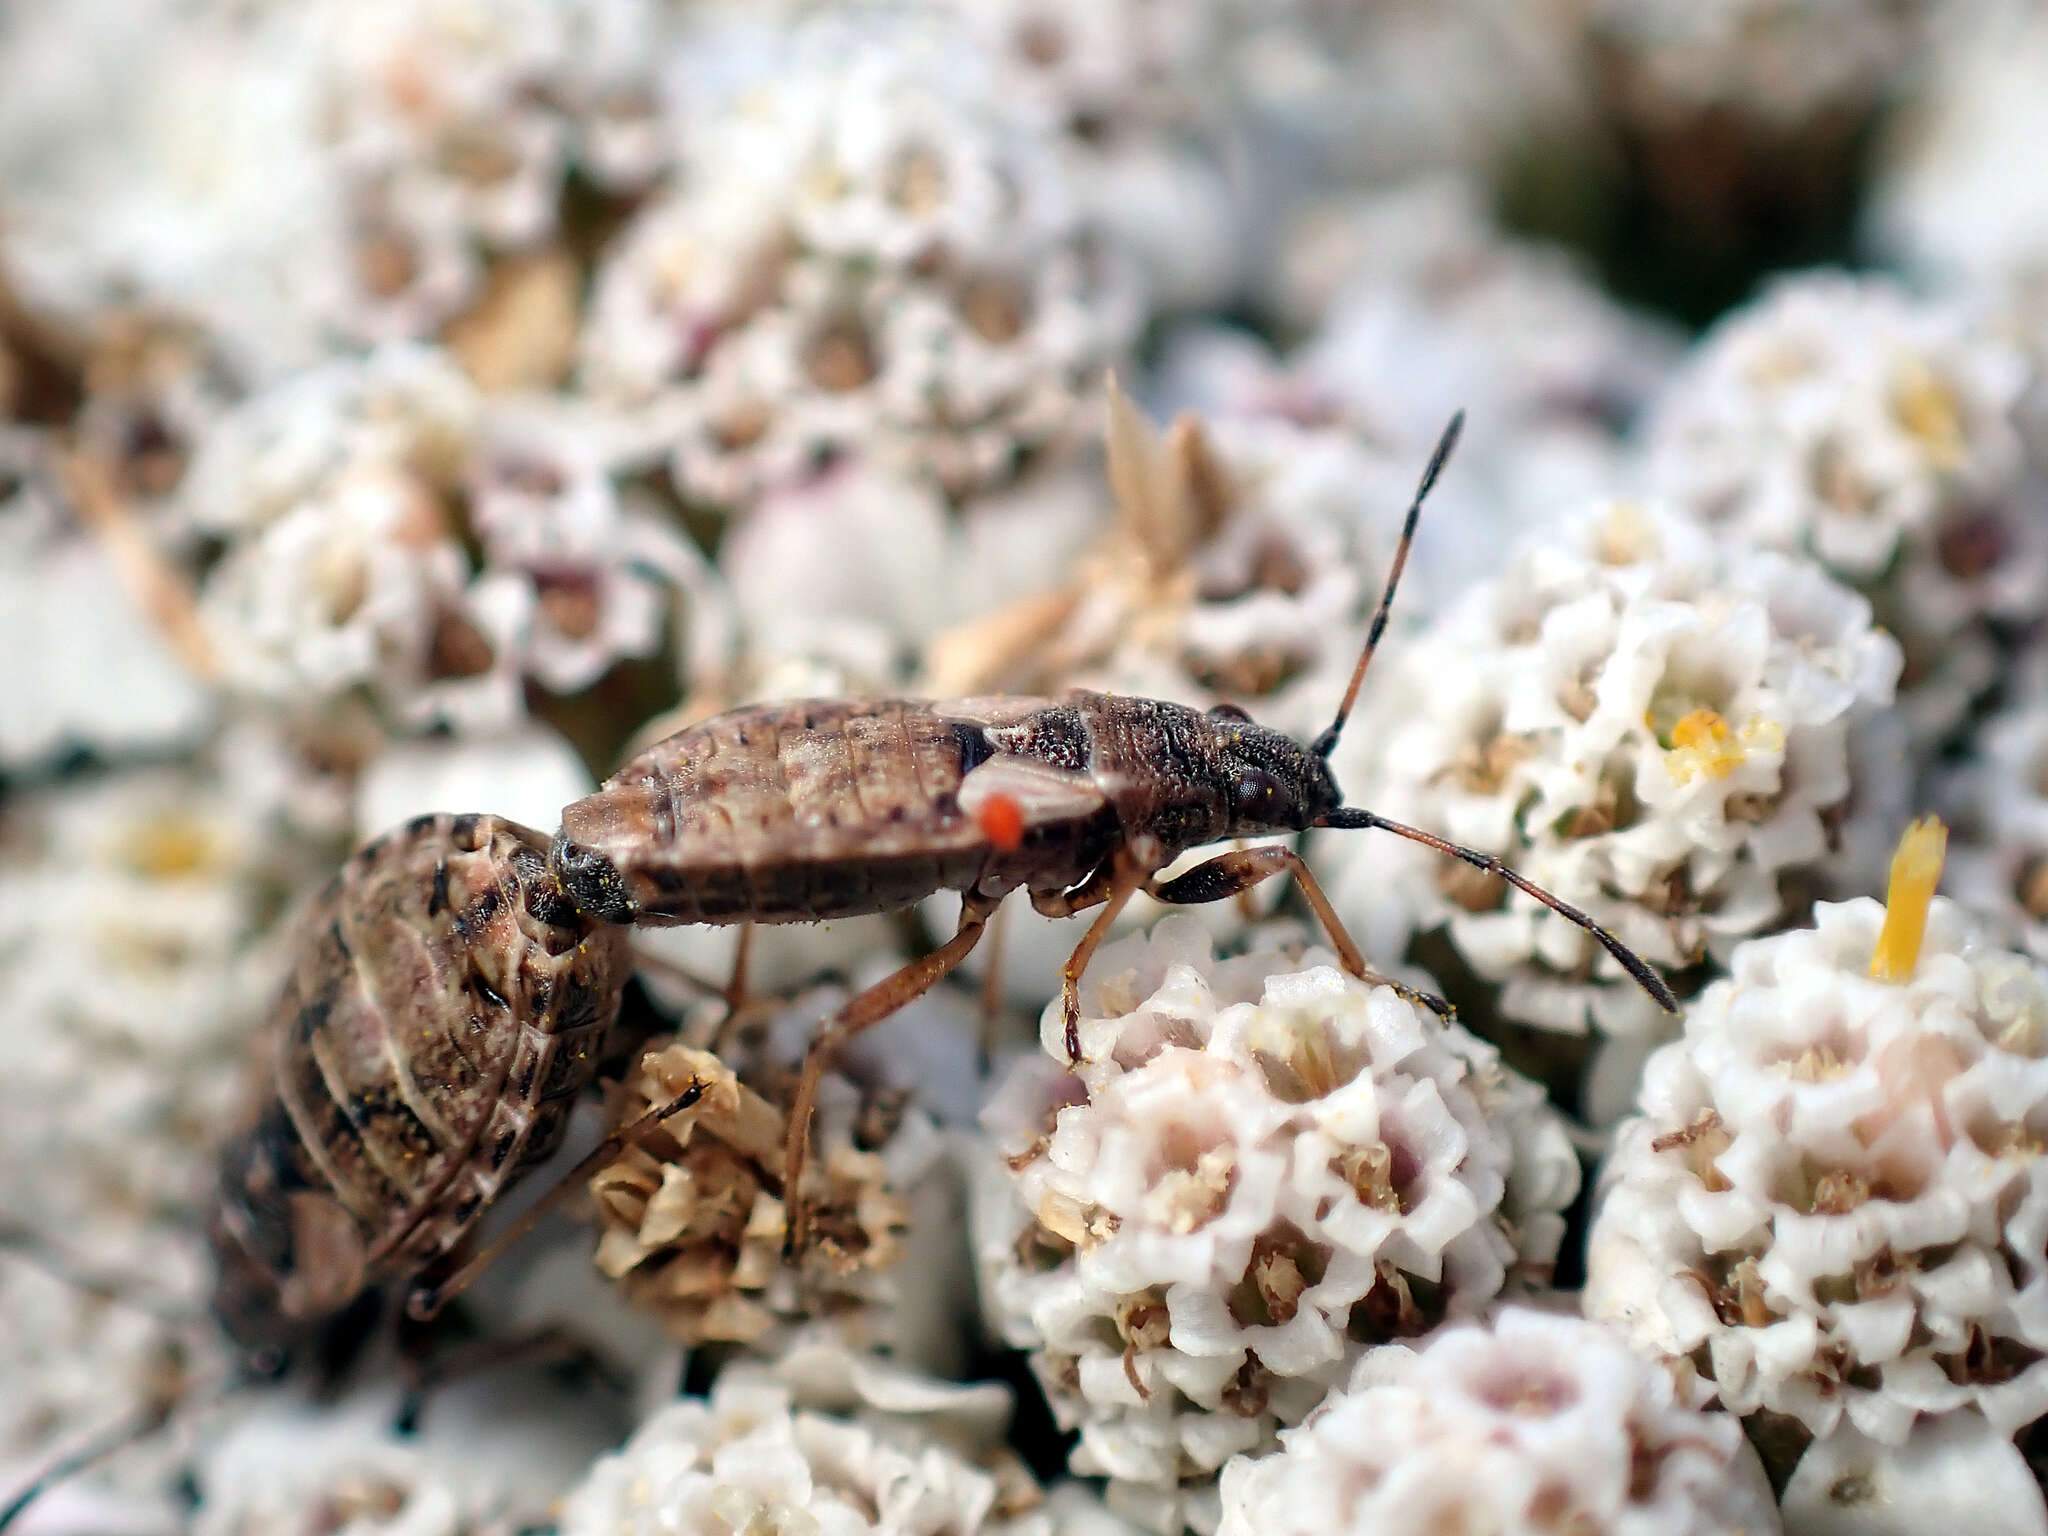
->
1147, 846, 1454, 1019
781, 893, 997, 1260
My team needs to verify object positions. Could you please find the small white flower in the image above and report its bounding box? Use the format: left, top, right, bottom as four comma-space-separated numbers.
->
464, 398, 733, 698
200, 455, 476, 714
1215, 1307, 1779, 1536
181, 343, 479, 538
321, 0, 673, 250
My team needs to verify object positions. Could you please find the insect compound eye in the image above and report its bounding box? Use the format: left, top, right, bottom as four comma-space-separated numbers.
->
1208, 702, 1253, 723
1235, 770, 1283, 816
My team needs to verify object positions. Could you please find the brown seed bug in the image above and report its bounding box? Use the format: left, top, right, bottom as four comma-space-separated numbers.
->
0, 812, 699, 1531
546, 412, 1681, 1254
204, 810, 651, 1368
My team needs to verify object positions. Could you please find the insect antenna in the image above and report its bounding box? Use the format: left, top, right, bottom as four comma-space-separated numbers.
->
1317, 806, 1680, 1014
1312, 410, 1464, 760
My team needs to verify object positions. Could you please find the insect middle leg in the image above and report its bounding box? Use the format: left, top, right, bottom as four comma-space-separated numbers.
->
1146, 846, 1454, 1018
782, 891, 1000, 1258
1033, 854, 1147, 1064
976, 898, 1011, 1073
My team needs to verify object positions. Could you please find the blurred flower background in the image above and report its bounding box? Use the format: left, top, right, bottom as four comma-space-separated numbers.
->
4, 1, 2048, 1533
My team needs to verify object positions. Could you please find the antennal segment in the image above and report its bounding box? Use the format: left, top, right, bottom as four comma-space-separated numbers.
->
1312, 410, 1465, 760
1318, 805, 1680, 1013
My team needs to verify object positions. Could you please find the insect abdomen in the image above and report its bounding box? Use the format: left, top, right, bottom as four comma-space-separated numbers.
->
208, 813, 631, 1361
554, 700, 1000, 925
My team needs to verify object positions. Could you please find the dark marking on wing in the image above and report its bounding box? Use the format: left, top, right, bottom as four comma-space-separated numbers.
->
453, 887, 501, 939
427, 860, 450, 918
951, 721, 996, 775
555, 975, 601, 1034
293, 985, 337, 1044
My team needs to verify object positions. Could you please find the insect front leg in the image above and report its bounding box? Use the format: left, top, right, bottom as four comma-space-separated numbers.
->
1146, 846, 1454, 1019
781, 892, 1000, 1259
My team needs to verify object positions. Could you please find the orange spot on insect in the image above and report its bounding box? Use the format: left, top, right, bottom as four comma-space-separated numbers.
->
979, 792, 1026, 852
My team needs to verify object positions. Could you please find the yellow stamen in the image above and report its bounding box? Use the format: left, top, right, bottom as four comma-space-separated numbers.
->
1660, 708, 1784, 784
1870, 816, 1948, 983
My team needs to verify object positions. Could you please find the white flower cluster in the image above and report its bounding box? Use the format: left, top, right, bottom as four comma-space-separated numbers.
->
193, 1373, 621, 1536
1088, 411, 1407, 737
1243, 175, 1682, 545
1325, 499, 1902, 1038
1866, 2, 2048, 301
1277, 176, 1676, 419
1587, 896, 2048, 1447
1214, 1307, 1779, 1536
1947, 681, 2048, 968
580, 15, 1142, 507
558, 1364, 1056, 1536
1645, 272, 2042, 742
935, 0, 1243, 310
316, 0, 671, 345
975, 919, 1577, 1533
190, 343, 723, 731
